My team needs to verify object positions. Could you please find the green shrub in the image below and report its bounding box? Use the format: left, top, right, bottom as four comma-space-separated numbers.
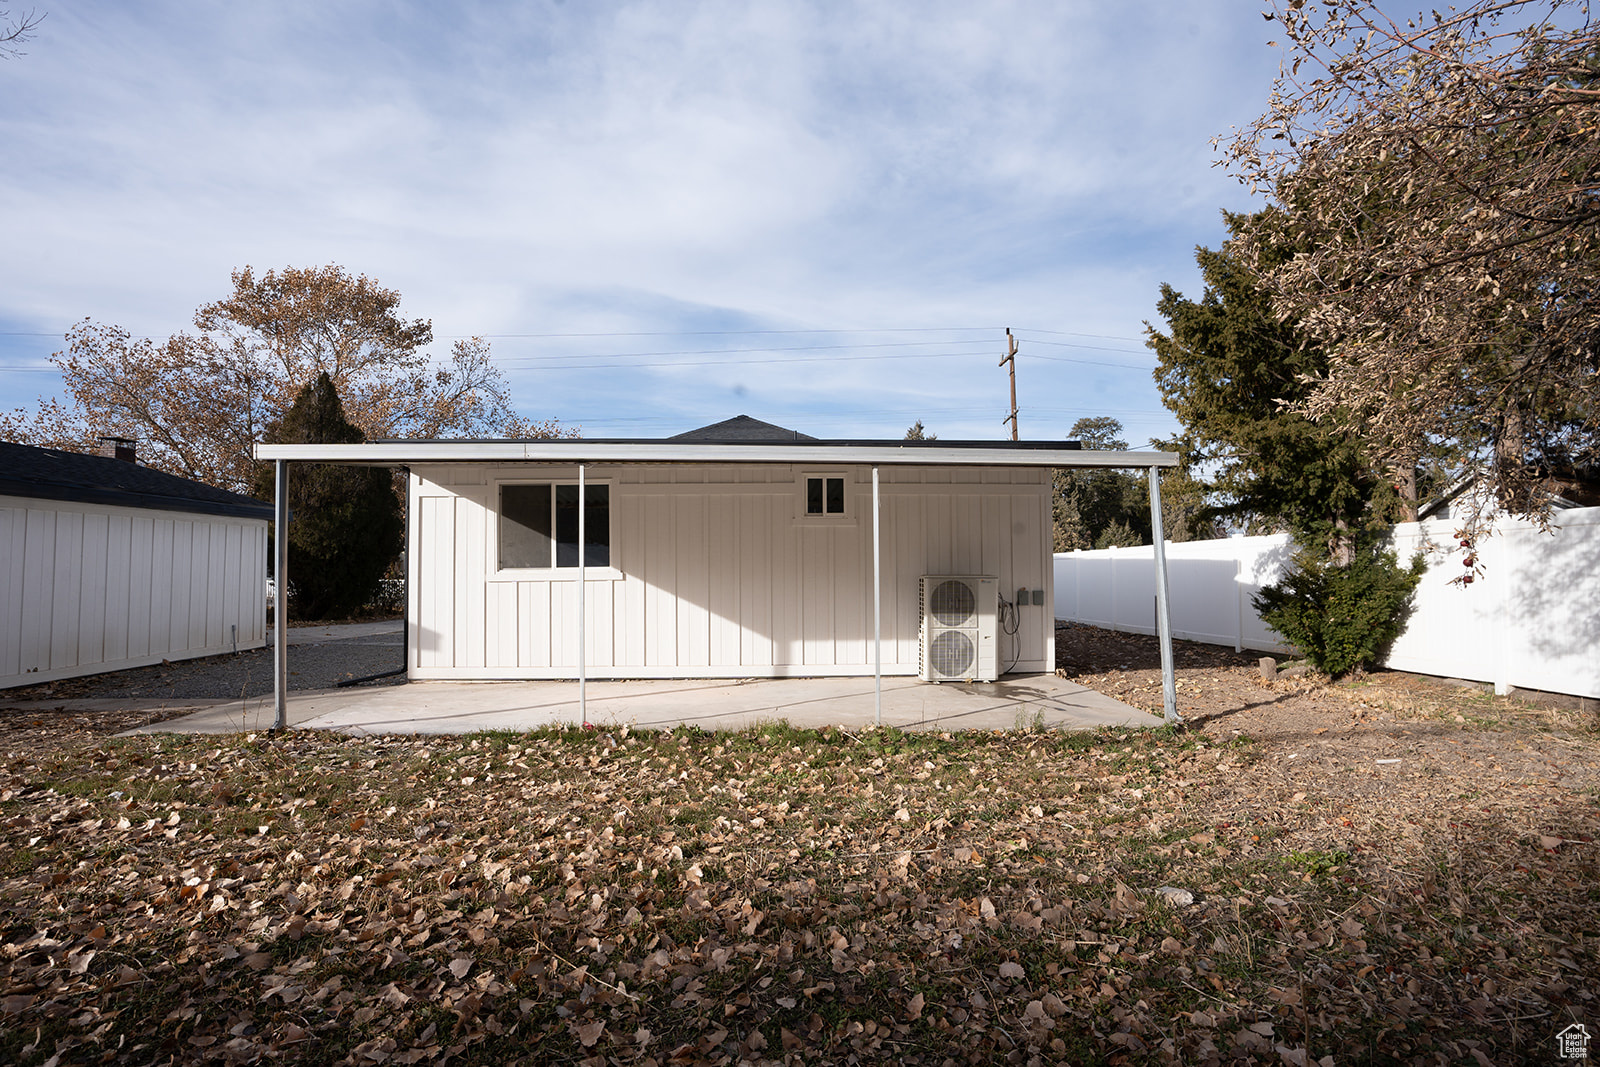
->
1252, 537, 1424, 678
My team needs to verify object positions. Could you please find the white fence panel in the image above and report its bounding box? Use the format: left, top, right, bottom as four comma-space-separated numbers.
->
1054, 537, 1294, 653
1054, 507, 1600, 699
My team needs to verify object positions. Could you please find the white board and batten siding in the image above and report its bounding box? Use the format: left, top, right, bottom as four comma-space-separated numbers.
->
0, 495, 268, 689
407, 463, 1055, 680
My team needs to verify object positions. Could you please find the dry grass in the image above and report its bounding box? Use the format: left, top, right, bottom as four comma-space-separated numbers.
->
0, 627, 1595, 1064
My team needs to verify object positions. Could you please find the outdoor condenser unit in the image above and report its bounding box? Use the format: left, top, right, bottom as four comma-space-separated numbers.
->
918, 575, 999, 683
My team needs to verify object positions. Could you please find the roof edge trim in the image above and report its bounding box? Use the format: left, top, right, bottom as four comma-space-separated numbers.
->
254, 441, 1178, 468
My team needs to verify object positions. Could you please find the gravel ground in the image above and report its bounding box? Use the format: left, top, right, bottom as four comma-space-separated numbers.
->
0, 629, 404, 701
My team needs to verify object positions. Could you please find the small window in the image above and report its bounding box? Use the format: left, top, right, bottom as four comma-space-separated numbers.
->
500, 483, 609, 569
806, 476, 846, 516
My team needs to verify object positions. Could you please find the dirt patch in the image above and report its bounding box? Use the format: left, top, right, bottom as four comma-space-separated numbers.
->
1056, 620, 1600, 830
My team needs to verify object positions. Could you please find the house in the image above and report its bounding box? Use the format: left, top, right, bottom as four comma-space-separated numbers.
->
1418, 465, 1600, 521
0, 438, 272, 689
256, 417, 1181, 719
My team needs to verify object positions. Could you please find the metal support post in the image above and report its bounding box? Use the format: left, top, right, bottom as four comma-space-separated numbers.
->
1148, 467, 1178, 722
585, 463, 592, 729
273, 460, 289, 734
872, 466, 882, 727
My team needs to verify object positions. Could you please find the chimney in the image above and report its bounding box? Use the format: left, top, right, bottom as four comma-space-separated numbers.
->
97, 436, 138, 463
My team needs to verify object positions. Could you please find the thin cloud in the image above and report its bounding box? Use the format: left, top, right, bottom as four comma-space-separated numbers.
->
0, 0, 1277, 441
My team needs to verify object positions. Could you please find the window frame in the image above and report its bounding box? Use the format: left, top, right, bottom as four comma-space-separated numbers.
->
797, 470, 856, 526
491, 477, 619, 580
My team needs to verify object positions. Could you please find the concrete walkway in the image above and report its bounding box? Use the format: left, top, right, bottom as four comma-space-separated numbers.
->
120, 673, 1164, 736
270, 620, 403, 646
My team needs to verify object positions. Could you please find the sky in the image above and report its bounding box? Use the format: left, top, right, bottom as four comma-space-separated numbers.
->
0, 1, 1283, 446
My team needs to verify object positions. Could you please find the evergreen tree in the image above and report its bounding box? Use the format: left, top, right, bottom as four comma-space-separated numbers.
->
1146, 209, 1409, 550
252, 373, 403, 621
1053, 418, 1149, 551
1151, 210, 1426, 672
904, 421, 936, 441
1148, 436, 1221, 544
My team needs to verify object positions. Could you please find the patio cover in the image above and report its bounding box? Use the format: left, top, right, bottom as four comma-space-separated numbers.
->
253, 434, 1181, 731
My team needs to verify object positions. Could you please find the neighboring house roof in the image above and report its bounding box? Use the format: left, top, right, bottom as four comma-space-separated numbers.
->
669, 415, 817, 442
261, 417, 1170, 469
1419, 467, 1600, 521
0, 440, 274, 520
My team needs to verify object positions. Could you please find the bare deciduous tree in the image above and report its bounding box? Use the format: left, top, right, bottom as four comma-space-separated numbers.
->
1, 6, 44, 59
1225, 0, 1600, 532
1, 265, 568, 493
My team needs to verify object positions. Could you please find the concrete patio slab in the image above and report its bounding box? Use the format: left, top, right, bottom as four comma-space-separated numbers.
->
120, 673, 1165, 736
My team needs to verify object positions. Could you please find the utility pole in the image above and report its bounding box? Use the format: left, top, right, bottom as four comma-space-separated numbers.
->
1000, 328, 1019, 440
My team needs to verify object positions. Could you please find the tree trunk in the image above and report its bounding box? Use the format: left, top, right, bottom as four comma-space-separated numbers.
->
1392, 462, 1418, 522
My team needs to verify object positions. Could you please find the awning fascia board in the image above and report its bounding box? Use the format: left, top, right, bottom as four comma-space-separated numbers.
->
253, 441, 1177, 468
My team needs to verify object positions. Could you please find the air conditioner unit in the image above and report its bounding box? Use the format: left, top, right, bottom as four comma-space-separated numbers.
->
919, 575, 999, 682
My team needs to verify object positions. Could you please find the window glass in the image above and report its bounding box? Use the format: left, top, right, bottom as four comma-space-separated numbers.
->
502, 483, 609, 569
499, 484, 552, 568
554, 484, 580, 566
582, 484, 610, 566
554, 483, 610, 567
805, 475, 846, 517
807, 477, 824, 515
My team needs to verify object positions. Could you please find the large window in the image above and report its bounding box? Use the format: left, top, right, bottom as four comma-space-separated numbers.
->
499, 483, 609, 569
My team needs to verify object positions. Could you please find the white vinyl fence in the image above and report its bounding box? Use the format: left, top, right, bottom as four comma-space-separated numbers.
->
1054, 507, 1600, 699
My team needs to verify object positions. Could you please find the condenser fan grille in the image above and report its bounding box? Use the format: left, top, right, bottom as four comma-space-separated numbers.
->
929, 580, 976, 627
928, 629, 976, 677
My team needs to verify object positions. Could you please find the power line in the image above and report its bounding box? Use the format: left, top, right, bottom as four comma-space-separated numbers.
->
0, 326, 1005, 341
1009, 326, 1148, 344
1010, 336, 1152, 357
561, 400, 1175, 420
494, 350, 995, 371
0, 346, 1158, 375
464, 326, 1003, 339
0, 327, 1161, 375
0, 325, 1155, 348
0, 341, 990, 374
492, 338, 996, 364
1017, 353, 1155, 372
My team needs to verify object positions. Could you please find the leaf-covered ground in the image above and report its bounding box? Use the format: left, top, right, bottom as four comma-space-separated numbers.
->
2, 628, 1597, 1065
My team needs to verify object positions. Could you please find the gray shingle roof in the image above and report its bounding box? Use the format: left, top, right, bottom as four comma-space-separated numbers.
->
668, 415, 817, 443
0, 440, 273, 520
